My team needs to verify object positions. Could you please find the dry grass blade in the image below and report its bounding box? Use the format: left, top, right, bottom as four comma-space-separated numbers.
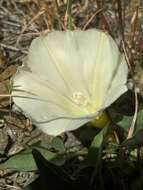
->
64, 0, 73, 30
116, 0, 124, 39
127, 88, 138, 139
0, 43, 28, 54
83, 8, 103, 30
16, 8, 46, 45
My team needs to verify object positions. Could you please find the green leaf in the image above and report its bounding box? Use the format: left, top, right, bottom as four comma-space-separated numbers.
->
0, 148, 53, 171
35, 146, 65, 166
81, 125, 109, 167
81, 126, 109, 186
118, 109, 143, 148
117, 109, 143, 132
0, 145, 65, 171
51, 137, 65, 152
136, 109, 143, 130
117, 115, 132, 131
90, 127, 106, 149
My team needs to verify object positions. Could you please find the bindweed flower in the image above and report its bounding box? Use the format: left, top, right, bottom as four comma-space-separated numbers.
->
12, 29, 128, 136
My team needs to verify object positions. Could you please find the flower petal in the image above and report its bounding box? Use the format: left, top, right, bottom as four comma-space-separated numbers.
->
103, 55, 128, 108
37, 117, 91, 136
72, 29, 126, 109
28, 31, 90, 99
12, 70, 87, 121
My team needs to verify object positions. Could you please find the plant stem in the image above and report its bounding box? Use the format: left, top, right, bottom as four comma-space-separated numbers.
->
66, 0, 73, 30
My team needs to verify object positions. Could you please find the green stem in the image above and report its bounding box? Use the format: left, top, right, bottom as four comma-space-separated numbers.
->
66, 0, 73, 30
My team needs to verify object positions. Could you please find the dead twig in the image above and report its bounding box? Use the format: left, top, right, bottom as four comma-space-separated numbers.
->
95, 0, 112, 35
16, 8, 46, 45
83, 8, 103, 30
122, 41, 133, 73
0, 43, 28, 54
130, 5, 139, 49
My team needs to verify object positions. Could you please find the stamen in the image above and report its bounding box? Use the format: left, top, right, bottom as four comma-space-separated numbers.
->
72, 91, 96, 114
72, 91, 88, 106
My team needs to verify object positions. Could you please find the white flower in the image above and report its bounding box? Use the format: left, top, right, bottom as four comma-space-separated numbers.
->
12, 29, 128, 136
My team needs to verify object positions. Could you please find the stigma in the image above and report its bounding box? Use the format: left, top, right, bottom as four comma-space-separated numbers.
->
72, 91, 96, 114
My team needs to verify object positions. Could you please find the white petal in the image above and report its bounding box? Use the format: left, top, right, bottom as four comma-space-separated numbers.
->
12, 70, 87, 121
26, 35, 69, 97
37, 117, 91, 136
28, 31, 90, 99
72, 29, 126, 109
103, 55, 128, 108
